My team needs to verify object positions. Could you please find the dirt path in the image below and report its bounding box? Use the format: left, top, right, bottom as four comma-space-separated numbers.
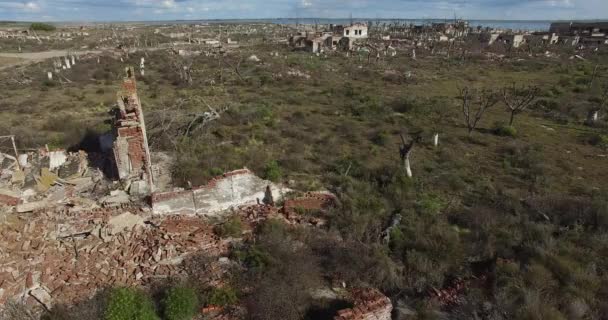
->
0, 50, 102, 70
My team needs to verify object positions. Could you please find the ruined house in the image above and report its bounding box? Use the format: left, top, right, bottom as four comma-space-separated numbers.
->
112, 67, 154, 196
343, 23, 368, 39
290, 23, 368, 53
549, 21, 608, 47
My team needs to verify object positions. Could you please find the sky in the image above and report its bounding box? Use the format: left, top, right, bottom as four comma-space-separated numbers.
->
0, 0, 607, 22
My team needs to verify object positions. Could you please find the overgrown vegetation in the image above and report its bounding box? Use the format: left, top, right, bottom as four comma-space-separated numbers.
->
162, 286, 198, 320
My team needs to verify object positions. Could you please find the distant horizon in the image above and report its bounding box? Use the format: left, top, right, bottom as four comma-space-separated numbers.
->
2, 17, 608, 24
1, 0, 607, 23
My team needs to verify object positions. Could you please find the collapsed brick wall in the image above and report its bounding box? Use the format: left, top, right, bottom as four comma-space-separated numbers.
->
152, 169, 289, 216
113, 67, 153, 194
0, 206, 227, 308
334, 289, 392, 320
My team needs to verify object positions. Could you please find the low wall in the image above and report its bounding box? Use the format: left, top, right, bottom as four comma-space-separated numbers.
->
152, 169, 289, 216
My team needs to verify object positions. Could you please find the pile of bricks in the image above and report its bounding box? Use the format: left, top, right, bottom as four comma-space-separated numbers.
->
239, 203, 326, 227
282, 192, 336, 214
0, 206, 227, 308
334, 288, 392, 320
429, 278, 468, 307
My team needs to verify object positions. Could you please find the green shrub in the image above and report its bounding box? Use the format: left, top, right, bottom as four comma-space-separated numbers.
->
415, 193, 446, 215
263, 160, 282, 182
30, 23, 56, 31
240, 246, 272, 271
104, 288, 159, 320
42, 79, 56, 87
581, 133, 608, 148
215, 216, 243, 238
494, 123, 517, 137
207, 287, 238, 307
163, 286, 199, 320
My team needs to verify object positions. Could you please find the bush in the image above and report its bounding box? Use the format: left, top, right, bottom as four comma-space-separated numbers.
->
263, 160, 282, 182
215, 216, 243, 238
207, 287, 238, 307
415, 193, 446, 215
581, 133, 608, 148
163, 286, 199, 320
104, 288, 159, 320
30, 23, 56, 31
494, 123, 517, 137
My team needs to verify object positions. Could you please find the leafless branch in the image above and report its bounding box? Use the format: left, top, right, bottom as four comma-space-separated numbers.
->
502, 84, 539, 126
460, 87, 499, 135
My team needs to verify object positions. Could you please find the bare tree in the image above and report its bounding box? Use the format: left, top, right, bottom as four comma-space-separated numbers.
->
460, 87, 499, 135
399, 133, 421, 178
170, 53, 194, 85
501, 84, 539, 126
222, 53, 246, 82
146, 96, 229, 149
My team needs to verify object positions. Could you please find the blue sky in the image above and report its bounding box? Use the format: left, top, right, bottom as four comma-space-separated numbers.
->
0, 0, 606, 22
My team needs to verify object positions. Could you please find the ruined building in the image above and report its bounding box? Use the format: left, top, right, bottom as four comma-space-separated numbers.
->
112, 67, 154, 196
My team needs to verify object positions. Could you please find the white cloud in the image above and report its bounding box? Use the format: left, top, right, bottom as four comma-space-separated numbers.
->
24, 2, 41, 11
301, 0, 313, 8
161, 0, 176, 8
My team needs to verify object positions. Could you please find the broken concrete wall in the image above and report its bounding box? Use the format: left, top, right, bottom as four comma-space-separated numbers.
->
151, 189, 196, 215
152, 169, 289, 216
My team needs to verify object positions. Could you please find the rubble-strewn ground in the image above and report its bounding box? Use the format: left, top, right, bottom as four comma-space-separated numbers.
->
0, 208, 227, 308
1, 21, 608, 320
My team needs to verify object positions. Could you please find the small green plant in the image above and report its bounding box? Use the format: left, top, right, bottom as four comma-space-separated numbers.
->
263, 160, 282, 182
215, 216, 243, 238
233, 246, 272, 271
163, 286, 199, 320
104, 287, 159, 320
416, 193, 446, 215
581, 133, 608, 148
42, 79, 56, 87
494, 123, 518, 137
207, 287, 238, 307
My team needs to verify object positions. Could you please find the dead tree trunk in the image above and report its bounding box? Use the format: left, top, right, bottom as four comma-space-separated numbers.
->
587, 84, 608, 125
399, 133, 420, 178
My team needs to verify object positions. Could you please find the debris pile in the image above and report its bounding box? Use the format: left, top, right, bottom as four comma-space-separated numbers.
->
0, 149, 105, 213
0, 207, 228, 308
282, 191, 337, 215
334, 288, 393, 320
